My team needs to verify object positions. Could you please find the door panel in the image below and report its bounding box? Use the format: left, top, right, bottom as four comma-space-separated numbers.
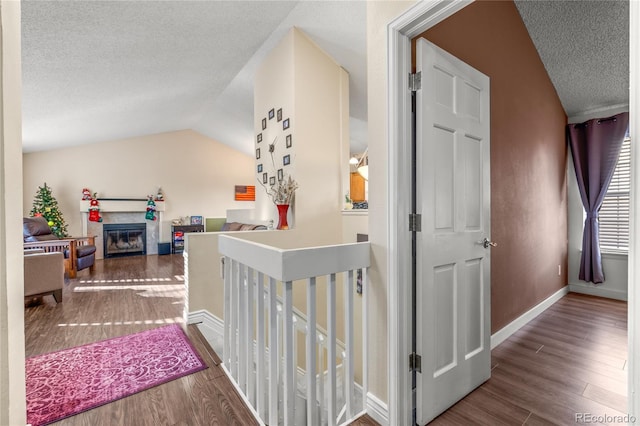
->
416, 38, 491, 425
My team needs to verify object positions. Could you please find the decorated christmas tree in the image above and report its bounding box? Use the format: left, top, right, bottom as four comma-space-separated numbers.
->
30, 183, 69, 238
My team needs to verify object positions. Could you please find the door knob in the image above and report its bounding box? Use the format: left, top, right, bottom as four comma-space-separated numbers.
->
482, 238, 497, 249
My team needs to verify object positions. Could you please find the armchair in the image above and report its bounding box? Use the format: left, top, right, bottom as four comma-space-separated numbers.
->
24, 250, 64, 303
23, 217, 96, 278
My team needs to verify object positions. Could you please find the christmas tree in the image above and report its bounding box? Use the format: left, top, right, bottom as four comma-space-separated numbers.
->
30, 183, 69, 238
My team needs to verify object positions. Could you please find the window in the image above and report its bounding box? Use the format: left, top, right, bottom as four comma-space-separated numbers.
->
599, 135, 631, 252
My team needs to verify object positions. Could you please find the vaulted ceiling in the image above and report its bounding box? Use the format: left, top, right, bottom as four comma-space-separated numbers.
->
21, 1, 628, 155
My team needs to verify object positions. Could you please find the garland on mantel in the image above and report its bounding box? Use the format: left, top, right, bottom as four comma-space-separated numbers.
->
80, 187, 165, 202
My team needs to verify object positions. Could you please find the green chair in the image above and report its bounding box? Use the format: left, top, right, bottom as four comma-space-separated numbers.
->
205, 217, 226, 232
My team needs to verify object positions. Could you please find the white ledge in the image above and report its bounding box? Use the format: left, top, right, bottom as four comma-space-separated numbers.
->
342, 209, 368, 216
218, 235, 370, 282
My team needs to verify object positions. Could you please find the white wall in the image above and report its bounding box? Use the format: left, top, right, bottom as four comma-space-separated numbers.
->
342, 211, 368, 243
0, 1, 27, 424
366, 0, 417, 408
567, 107, 629, 300
22, 129, 255, 242
253, 28, 349, 242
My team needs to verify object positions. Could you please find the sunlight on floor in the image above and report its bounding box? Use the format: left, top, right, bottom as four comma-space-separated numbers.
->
57, 316, 184, 327
78, 275, 184, 284
73, 284, 185, 299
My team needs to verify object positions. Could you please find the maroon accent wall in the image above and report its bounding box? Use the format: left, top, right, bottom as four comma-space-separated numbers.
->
417, 0, 568, 333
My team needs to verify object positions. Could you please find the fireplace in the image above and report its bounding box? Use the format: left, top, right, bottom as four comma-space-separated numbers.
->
103, 223, 147, 258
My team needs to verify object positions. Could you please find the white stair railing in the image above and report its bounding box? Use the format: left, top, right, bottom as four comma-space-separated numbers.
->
219, 235, 370, 426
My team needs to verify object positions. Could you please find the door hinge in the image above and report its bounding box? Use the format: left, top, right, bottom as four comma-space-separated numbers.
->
409, 352, 422, 373
409, 213, 422, 232
409, 72, 422, 91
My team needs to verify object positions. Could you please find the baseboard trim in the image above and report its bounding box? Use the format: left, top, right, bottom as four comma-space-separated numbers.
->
366, 392, 389, 426
187, 309, 223, 346
490, 285, 569, 349
569, 283, 627, 301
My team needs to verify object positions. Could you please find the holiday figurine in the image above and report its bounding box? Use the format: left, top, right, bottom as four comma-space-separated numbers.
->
155, 187, 164, 202
145, 196, 157, 221
81, 188, 92, 200
88, 194, 102, 222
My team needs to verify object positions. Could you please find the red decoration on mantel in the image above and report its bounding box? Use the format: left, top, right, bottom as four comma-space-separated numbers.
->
89, 195, 102, 222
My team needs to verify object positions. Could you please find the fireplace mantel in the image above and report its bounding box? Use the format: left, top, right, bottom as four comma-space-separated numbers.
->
79, 199, 166, 213
80, 199, 165, 258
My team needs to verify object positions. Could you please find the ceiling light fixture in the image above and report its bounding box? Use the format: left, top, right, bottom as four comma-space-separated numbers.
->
356, 148, 368, 181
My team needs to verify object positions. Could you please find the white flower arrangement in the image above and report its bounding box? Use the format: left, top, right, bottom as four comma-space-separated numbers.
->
263, 175, 298, 205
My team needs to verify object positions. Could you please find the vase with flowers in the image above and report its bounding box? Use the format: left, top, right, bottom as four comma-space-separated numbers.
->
262, 175, 298, 230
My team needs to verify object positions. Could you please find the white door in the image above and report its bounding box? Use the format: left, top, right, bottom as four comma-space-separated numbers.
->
415, 39, 492, 425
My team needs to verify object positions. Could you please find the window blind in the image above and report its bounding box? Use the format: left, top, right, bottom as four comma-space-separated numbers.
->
599, 136, 631, 251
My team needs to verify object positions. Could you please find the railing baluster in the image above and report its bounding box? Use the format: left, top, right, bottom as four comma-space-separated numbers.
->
344, 270, 354, 419
292, 316, 298, 423
218, 236, 370, 426
306, 277, 317, 426
362, 267, 368, 410
239, 264, 248, 393
283, 280, 295, 425
318, 334, 325, 426
230, 259, 239, 379
246, 267, 256, 406
223, 257, 231, 367
327, 273, 337, 426
268, 277, 278, 426
256, 272, 266, 421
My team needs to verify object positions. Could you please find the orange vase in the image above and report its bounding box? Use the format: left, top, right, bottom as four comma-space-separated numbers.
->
276, 204, 289, 230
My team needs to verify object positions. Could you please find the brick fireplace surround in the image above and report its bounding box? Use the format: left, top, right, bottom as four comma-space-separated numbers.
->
80, 199, 165, 260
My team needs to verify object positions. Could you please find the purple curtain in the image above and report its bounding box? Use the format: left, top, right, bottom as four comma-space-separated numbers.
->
568, 112, 629, 283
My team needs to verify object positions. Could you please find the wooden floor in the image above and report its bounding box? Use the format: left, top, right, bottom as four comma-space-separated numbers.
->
25, 254, 258, 426
25, 255, 627, 426
431, 292, 628, 426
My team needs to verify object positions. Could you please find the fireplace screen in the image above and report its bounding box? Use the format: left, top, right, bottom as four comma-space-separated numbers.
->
103, 223, 146, 258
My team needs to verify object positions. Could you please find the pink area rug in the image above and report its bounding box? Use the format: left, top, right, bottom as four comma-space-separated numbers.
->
26, 324, 207, 426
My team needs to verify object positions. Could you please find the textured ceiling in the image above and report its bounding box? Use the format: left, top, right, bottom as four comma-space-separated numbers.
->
514, 0, 629, 118
22, 0, 367, 154
22, 1, 629, 155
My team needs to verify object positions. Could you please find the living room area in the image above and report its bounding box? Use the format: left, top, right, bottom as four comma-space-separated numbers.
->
17, 3, 371, 423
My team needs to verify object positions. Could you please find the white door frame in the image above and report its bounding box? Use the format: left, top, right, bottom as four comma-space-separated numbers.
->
628, 0, 639, 420
386, 2, 473, 424
387, 0, 640, 424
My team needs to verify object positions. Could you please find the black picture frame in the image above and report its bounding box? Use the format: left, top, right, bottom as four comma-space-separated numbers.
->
283, 154, 290, 166
269, 176, 276, 185
286, 134, 292, 148
283, 118, 290, 130
262, 118, 267, 130
277, 168, 284, 181
277, 108, 282, 122
269, 108, 275, 120
257, 133, 262, 143
256, 148, 261, 159
257, 164, 263, 173
263, 173, 268, 184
